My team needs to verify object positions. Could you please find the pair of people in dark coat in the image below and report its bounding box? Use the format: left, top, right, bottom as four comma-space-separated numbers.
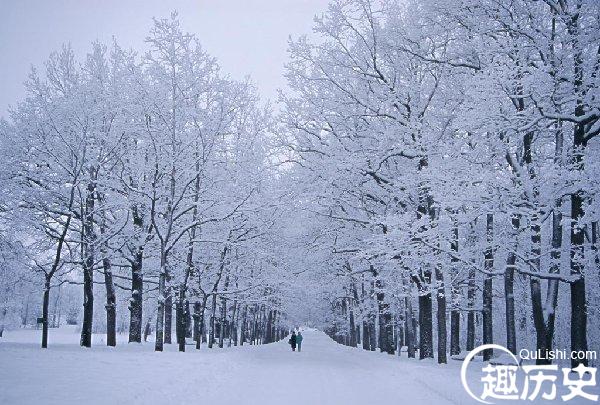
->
288, 330, 303, 352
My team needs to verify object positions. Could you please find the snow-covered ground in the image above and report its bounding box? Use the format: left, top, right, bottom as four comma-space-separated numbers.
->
0, 327, 597, 405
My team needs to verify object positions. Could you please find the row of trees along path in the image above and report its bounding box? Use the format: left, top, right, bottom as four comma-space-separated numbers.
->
0, 1, 599, 370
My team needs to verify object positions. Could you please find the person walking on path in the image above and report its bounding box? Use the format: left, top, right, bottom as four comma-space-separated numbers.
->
288, 331, 297, 351
296, 331, 303, 352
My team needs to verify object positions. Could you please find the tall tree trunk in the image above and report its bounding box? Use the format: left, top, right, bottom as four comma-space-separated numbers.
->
449, 222, 460, 356
542, 200, 562, 361
361, 282, 370, 351
154, 251, 167, 352
219, 275, 229, 348
0, 306, 6, 338
418, 284, 433, 359
231, 302, 238, 346
128, 249, 143, 343
466, 221, 477, 352
164, 294, 172, 344
209, 293, 217, 348
103, 256, 116, 347
568, 4, 588, 368
546, 64, 563, 359
199, 297, 207, 344
375, 277, 394, 354
98, 195, 116, 347
185, 301, 192, 338
219, 299, 227, 348
529, 187, 552, 364
414, 156, 434, 360
40, 210, 73, 348
436, 265, 447, 363
591, 221, 599, 269
176, 298, 185, 352
265, 309, 273, 344
41, 278, 51, 349
80, 178, 96, 348
505, 215, 519, 354
482, 213, 494, 361
570, 190, 588, 367
240, 305, 248, 346
362, 318, 370, 350
405, 295, 416, 358
348, 299, 357, 347
193, 301, 201, 349
81, 259, 94, 348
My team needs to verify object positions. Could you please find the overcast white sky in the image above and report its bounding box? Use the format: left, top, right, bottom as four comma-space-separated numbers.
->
0, 0, 330, 118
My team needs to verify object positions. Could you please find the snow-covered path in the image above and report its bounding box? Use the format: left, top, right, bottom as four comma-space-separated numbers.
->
0, 328, 595, 405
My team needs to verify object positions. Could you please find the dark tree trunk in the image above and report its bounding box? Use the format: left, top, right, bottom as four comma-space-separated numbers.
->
81, 260, 94, 348
209, 293, 217, 348
418, 289, 433, 359
176, 299, 185, 352
415, 156, 433, 360
376, 282, 394, 354
155, 299, 164, 350
368, 314, 377, 351
568, 8, 588, 369
466, 220, 477, 352
41, 278, 51, 349
546, 74, 563, 361
231, 302, 238, 346
164, 295, 172, 344
504, 262, 516, 353
80, 179, 96, 348
413, 267, 433, 359
362, 319, 370, 350
0, 308, 5, 338
546, 207, 561, 352
591, 221, 599, 269
348, 299, 357, 347
128, 249, 143, 343
219, 285, 228, 348
482, 214, 494, 361
449, 223, 460, 356
265, 311, 273, 343
193, 301, 202, 349
466, 276, 475, 352
450, 311, 460, 355
397, 317, 404, 351
570, 191, 588, 367
504, 215, 519, 354
259, 306, 266, 344
528, 173, 551, 363
185, 301, 192, 338
240, 305, 248, 346
249, 306, 257, 345
155, 254, 166, 351
103, 256, 116, 347
436, 265, 447, 363
199, 300, 207, 344
98, 196, 116, 347
405, 295, 416, 358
